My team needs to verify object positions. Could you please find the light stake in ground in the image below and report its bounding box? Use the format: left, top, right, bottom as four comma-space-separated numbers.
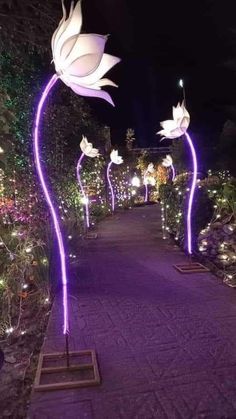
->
33, 0, 120, 389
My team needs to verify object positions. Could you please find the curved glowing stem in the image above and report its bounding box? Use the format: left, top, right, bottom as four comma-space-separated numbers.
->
33, 74, 69, 335
76, 153, 90, 228
171, 164, 176, 182
185, 132, 197, 255
144, 170, 148, 202
107, 161, 115, 211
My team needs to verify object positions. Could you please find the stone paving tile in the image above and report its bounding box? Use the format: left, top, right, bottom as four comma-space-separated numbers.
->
29, 205, 236, 418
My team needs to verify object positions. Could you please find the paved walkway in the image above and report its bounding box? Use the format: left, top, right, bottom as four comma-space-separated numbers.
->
29, 205, 236, 419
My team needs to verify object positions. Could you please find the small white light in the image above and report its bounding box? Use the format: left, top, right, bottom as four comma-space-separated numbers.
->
25, 247, 32, 253
81, 196, 89, 205
131, 190, 136, 196
131, 176, 140, 187
6, 327, 14, 334
68, 235, 72, 239
21, 330, 26, 335
22, 284, 28, 289
179, 79, 184, 88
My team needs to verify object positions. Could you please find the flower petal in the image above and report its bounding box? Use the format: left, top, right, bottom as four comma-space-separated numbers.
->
68, 53, 121, 86
69, 83, 115, 106
87, 148, 99, 158
66, 53, 104, 77
59, 35, 78, 64
160, 120, 177, 131
54, 1, 83, 66
93, 78, 118, 88
172, 104, 183, 122
80, 136, 88, 152
63, 33, 107, 70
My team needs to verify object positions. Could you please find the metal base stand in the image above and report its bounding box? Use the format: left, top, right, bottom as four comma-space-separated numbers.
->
34, 348, 100, 391
34, 334, 100, 391
174, 261, 209, 274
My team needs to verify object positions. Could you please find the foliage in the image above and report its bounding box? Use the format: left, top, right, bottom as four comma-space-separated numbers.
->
170, 138, 188, 173
159, 170, 236, 283
0, 0, 60, 55
159, 172, 214, 251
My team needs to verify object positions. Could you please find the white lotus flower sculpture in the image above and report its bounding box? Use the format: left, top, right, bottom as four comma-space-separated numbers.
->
80, 136, 99, 158
157, 102, 190, 139
162, 155, 176, 181
147, 163, 155, 173
33, 0, 121, 343
157, 103, 198, 257
110, 149, 123, 165
77, 136, 99, 230
107, 150, 123, 212
51, 0, 120, 106
162, 155, 173, 167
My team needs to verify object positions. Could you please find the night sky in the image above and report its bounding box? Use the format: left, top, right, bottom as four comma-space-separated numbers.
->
80, 0, 236, 147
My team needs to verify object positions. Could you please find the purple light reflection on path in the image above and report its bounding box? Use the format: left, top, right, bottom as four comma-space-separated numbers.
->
171, 164, 176, 182
33, 74, 69, 334
185, 132, 198, 255
107, 161, 115, 212
76, 153, 90, 229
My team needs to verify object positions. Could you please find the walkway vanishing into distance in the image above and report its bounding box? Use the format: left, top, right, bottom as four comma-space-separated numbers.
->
29, 205, 236, 419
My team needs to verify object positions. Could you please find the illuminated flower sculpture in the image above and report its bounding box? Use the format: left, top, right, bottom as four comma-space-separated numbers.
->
162, 155, 175, 181
144, 163, 155, 203
158, 102, 190, 139
33, 0, 120, 342
158, 103, 197, 256
76, 136, 99, 229
107, 150, 123, 212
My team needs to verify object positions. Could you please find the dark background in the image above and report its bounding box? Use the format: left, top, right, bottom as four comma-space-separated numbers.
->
79, 0, 236, 148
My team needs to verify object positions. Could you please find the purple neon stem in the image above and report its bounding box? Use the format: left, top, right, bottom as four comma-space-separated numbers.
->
76, 153, 90, 229
144, 170, 148, 202
185, 132, 197, 255
33, 74, 69, 335
107, 161, 115, 211
171, 164, 176, 182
